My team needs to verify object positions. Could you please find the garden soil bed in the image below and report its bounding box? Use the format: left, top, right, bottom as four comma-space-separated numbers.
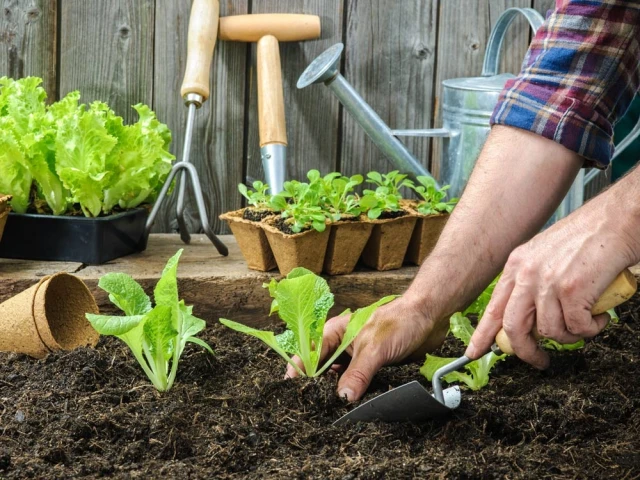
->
1, 298, 640, 479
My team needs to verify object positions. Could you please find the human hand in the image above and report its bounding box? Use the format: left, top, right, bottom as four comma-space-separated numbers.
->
466, 200, 639, 368
285, 296, 449, 402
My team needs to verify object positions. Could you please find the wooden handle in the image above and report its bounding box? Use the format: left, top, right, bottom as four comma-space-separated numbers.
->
219, 14, 321, 42
495, 269, 637, 355
257, 35, 287, 147
180, 0, 220, 100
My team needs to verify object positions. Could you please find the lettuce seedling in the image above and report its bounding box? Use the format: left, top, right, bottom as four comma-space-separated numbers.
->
421, 313, 506, 390
410, 176, 458, 215
270, 171, 330, 232
86, 249, 213, 392
359, 186, 402, 219
238, 180, 271, 209
359, 170, 415, 219
365, 170, 414, 195
320, 173, 363, 221
220, 268, 396, 377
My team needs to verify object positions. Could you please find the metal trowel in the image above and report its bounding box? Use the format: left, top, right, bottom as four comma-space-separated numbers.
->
335, 269, 637, 425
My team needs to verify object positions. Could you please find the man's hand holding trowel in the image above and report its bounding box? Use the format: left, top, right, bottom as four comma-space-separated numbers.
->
288, 0, 640, 403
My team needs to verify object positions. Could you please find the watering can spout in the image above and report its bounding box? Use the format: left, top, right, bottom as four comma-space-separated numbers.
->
298, 43, 439, 187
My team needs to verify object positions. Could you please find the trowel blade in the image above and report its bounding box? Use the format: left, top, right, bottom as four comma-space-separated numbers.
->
333, 381, 460, 426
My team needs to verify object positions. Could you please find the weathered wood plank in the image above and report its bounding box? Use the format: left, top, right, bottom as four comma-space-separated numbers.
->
244, 0, 343, 184
0, 234, 417, 327
152, 0, 248, 235
59, 0, 154, 124
341, 0, 438, 178
0, 0, 56, 98
431, 0, 531, 179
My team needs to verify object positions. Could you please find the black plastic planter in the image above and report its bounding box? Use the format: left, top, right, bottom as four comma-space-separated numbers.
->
0, 208, 149, 264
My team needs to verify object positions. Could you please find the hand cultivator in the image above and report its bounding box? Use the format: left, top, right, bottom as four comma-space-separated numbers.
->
145, 0, 228, 256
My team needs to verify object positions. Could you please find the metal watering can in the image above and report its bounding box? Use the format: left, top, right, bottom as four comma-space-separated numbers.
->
298, 7, 640, 224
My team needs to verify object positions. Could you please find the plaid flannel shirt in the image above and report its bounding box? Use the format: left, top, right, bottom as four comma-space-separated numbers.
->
490, 0, 640, 168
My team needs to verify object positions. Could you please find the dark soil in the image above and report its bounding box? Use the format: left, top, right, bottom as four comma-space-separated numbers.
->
275, 216, 310, 235
242, 208, 275, 223
377, 209, 407, 220
1, 299, 640, 479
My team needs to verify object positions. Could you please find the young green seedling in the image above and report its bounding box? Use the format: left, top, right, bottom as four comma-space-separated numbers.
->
220, 267, 396, 377
238, 180, 271, 209
359, 170, 415, 219
320, 172, 363, 221
270, 170, 331, 233
410, 176, 458, 215
86, 249, 213, 392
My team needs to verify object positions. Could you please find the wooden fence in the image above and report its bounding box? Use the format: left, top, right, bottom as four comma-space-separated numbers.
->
3, 0, 607, 234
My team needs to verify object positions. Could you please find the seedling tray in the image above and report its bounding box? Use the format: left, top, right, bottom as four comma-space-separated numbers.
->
0, 208, 148, 264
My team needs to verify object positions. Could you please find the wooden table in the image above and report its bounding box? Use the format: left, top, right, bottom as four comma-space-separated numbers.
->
0, 234, 418, 327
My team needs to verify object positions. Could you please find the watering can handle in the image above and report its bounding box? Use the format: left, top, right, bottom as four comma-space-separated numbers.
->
481, 8, 545, 77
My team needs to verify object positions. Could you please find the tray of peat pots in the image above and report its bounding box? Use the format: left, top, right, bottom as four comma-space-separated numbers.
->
404, 176, 458, 265
219, 181, 278, 272
358, 171, 418, 271
319, 172, 374, 275
0, 76, 174, 264
262, 171, 332, 275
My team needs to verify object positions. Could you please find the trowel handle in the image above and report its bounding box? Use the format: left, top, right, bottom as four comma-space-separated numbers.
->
180, 0, 220, 101
495, 269, 637, 355
257, 35, 287, 148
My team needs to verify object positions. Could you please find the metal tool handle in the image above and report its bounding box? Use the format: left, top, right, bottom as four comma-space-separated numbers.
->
257, 35, 287, 148
180, 0, 220, 101
495, 269, 637, 355
481, 7, 544, 77
391, 128, 453, 138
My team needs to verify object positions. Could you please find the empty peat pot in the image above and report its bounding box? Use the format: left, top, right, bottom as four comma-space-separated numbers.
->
219, 208, 277, 272
0, 273, 99, 358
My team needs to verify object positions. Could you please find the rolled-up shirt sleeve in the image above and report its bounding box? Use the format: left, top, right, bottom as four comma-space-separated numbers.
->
490, 0, 640, 168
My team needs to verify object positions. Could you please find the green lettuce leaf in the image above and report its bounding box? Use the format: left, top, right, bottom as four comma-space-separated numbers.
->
86, 313, 146, 336
98, 273, 152, 316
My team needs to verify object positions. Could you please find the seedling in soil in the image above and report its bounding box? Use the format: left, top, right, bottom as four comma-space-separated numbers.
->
421, 312, 506, 390
359, 187, 403, 219
359, 171, 415, 220
238, 181, 271, 209
319, 173, 363, 221
410, 176, 458, 215
365, 170, 414, 196
86, 249, 213, 392
270, 171, 330, 233
220, 267, 396, 377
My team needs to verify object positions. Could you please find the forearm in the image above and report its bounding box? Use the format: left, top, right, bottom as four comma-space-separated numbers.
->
405, 125, 582, 322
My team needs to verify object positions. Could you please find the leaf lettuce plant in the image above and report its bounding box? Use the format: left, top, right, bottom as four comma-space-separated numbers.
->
86, 249, 213, 392
220, 267, 396, 377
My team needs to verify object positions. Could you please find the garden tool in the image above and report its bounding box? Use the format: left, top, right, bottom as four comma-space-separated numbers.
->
146, 0, 228, 256
218, 14, 321, 194
299, 8, 640, 227
335, 269, 637, 425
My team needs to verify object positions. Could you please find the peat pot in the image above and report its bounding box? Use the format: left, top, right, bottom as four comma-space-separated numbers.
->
360, 213, 417, 271
0, 208, 149, 264
219, 209, 277, 272
323, 217, 374, 275
262, 217, 331, 275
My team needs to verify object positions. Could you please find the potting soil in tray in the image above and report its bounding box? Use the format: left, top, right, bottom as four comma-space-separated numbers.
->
1, 298, 640, 478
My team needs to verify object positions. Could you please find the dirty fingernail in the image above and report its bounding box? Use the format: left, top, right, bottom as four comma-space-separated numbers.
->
338, 388, 355, 401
